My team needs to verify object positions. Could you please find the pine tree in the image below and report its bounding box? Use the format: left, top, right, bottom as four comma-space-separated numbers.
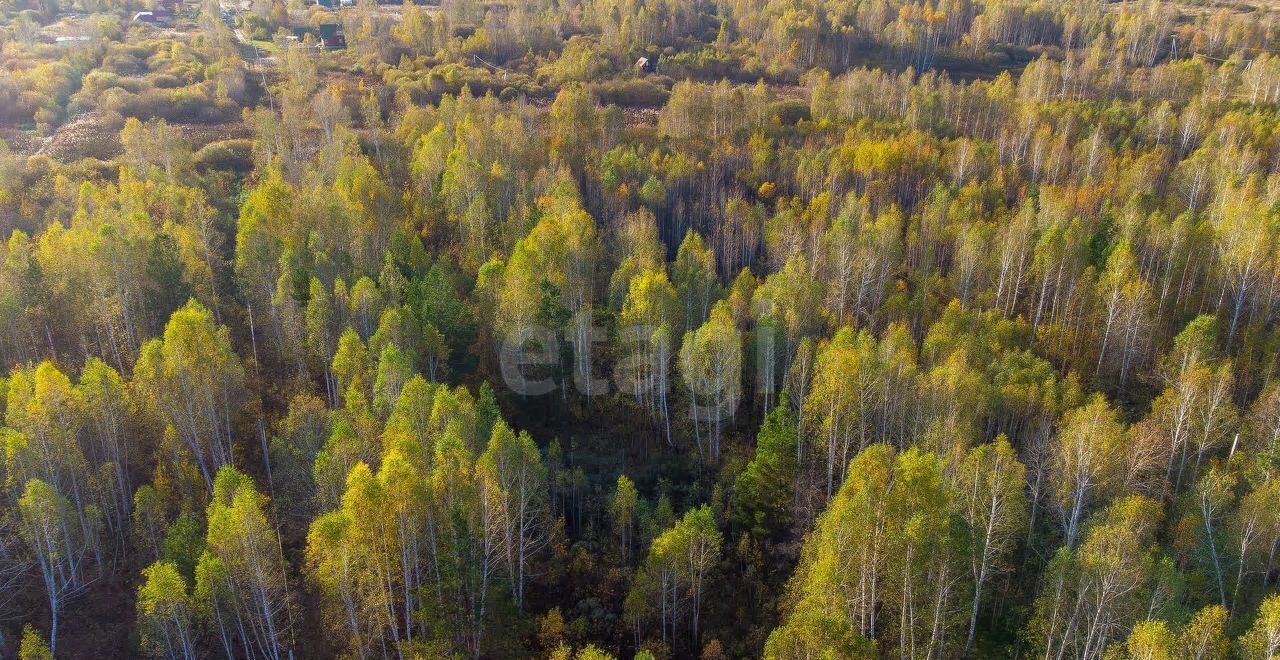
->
734, 392, 798, 541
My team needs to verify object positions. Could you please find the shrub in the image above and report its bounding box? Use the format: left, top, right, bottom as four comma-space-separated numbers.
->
591, 78, 669, 107
193, 139, 254, 173
150, 73, 183, 89
768, 99, 810, 125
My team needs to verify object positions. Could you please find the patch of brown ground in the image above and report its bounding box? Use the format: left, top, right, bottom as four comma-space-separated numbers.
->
4, 112, 253, 162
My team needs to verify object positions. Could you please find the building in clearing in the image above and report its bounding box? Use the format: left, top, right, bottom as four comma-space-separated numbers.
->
317, 22, 345, 49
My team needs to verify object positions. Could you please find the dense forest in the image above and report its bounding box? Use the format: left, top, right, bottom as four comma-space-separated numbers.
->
6, 0, 1280, 657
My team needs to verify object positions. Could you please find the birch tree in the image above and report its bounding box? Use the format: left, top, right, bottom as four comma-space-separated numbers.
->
804, 327, 880, 497
1050, 395, 1127, 548
133, 301, 245, 492
19, 479, 94, 655
679, 301, 742, 461
478, 420, 549, 608
1229, 480, 1280, 613
617, 268, 678, 440
673, 230, 720, 332
136, 561, 198, 660
497, 192, 602, 397
1241, 594, 1280, 659
1026, 496, 1163, 660
953, 437, 1027, 655
195, 467, 293, 660
626, 505, 722, 651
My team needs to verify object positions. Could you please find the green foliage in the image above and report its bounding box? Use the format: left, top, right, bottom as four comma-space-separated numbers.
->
9, 2, 1280, 657
627, 504, 723, 652
136, 561, 196, 659
18, 625, 52, 660
161, 512, 205, 583
734, 392, 797, 541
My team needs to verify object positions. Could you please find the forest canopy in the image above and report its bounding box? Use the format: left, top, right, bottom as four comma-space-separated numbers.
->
5, 0, 1280, 657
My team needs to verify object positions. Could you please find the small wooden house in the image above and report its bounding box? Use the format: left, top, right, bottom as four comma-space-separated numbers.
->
318, 22, 345, 49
